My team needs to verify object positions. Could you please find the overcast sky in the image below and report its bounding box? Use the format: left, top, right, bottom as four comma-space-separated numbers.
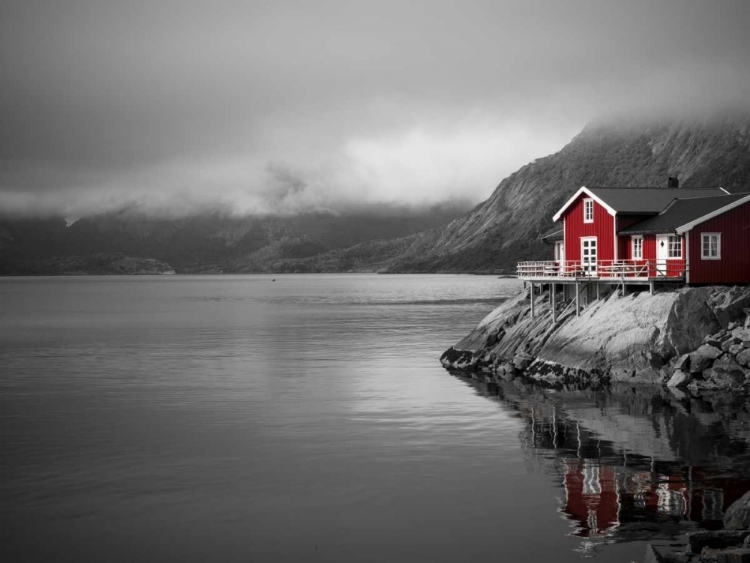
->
2, 0, 750, 218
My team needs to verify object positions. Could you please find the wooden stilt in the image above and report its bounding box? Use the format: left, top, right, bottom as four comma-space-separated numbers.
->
552, 283, 557, 324
530, 283, 535, 317
596, 282, 600, 301
575, 283, 580, 316
649, 281, 654, 295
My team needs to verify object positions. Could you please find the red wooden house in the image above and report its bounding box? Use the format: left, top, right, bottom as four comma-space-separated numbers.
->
518, 184, 750, 316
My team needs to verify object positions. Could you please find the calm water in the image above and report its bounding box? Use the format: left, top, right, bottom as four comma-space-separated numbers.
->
2, 274, 750, 562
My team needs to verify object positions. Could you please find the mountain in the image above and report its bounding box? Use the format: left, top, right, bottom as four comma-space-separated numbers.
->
265, 112, 750, 274
0, 204, 469, 274
2, 112, 750, 275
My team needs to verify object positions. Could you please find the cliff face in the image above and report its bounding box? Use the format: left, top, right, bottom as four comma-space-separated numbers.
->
299, 113, 750, 273
3, 113, 750, 274
441, 286, 750, 387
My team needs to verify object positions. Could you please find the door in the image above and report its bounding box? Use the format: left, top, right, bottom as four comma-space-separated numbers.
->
581, 237, 597, 276
554, 241, 564, 264
656, 234, 669, 276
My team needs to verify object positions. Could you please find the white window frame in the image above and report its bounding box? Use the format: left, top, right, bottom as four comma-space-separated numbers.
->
631, 236, 643, 260
701, 233, 721, 260
667, 235, 682, 259
583, 198, 594, 223
581, 236, 597, 276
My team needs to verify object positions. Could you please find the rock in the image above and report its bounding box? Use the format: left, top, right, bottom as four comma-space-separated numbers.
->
688, 531, 750, 553
667, 370, 692, 388
724, 338, 743, 352
720, 332, 735, 343
691, 344, 725, 372
714, 356, 746, 377
713, 287, 750, 328
644, 544, 666, 563
705, 366, 745, 389
674, 354, 691, 371
730, 344, 746, 357
718, 548, 750, 563
512, 354, 533, 371
724, 491, 750, 530
706, 335, 725, 348
738, 350, 750, 367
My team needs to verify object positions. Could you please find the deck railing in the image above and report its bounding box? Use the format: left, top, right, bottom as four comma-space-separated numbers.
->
517, 259, 687, 279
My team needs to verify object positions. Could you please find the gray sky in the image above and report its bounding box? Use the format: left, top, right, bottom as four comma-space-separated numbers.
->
2, 0, 750, 218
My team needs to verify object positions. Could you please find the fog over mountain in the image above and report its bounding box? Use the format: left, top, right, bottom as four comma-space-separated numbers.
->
2, 1, 750, 219
3, 112, 749, 275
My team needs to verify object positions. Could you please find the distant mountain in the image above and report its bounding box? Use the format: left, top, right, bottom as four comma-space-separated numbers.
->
262, 112, 750, 274
0, 204, 469, 274
3, 113, 749, 275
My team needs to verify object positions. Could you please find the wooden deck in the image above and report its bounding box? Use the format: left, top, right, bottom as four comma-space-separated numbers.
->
517, 260, 686, 284
517, 260, 687, 321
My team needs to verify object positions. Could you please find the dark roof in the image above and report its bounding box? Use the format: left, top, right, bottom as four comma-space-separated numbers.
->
540, 228, 563, 243
619, 193, 750, 235
588, 187, 724, 214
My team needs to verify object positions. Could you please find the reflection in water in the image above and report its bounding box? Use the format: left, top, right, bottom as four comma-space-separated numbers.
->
455, 374, 750, 554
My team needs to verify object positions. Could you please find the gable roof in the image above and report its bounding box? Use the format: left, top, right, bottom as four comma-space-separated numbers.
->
676, 192, 750, 234
552, 186, 725, 222
619, 193, 750, 235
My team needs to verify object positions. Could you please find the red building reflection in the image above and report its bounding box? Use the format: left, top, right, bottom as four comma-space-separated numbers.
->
561, 459, 750, 538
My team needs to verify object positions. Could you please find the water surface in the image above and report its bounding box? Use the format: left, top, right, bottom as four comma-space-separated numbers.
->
2, 274, 750, 562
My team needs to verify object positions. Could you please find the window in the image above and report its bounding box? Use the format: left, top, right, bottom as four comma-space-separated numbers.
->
668, 235, 682, 258
701, 233, 721, 259
631, 236, 643, 260
583, 199, 594, 223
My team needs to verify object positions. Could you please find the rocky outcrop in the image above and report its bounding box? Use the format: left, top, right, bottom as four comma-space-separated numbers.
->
644, 494, 750, 562
442, 285, 750, 388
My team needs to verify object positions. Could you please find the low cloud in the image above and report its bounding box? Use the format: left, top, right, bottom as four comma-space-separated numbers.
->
1, 1, 749, 218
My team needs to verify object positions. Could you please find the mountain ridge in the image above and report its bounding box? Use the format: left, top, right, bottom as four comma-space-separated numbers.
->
2, 113, 749, 274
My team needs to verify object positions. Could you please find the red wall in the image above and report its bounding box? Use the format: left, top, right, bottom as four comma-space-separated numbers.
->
688, 201, 750, 284
617, 217, 645, 259
564, 195, 615, 262
621, 234, 686, 277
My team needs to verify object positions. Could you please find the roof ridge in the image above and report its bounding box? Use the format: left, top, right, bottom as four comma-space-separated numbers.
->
670, 193, 743, 202
589, 186, 720, 190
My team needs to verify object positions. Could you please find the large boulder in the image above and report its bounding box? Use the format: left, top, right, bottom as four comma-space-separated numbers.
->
667, 370, 692, 388
737, 349, 750, 367
691, 344, 725, 372
724, 491, 750, 530
715, 355, 745, 371
711, 287, 750, 329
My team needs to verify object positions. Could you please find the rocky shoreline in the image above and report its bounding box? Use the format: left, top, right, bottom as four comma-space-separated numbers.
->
644, 495, 750, 562
441, 284, 750, 562
441, 285, 750, 390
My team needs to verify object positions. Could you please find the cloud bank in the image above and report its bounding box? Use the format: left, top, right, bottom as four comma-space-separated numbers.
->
1, 0, 749, 218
